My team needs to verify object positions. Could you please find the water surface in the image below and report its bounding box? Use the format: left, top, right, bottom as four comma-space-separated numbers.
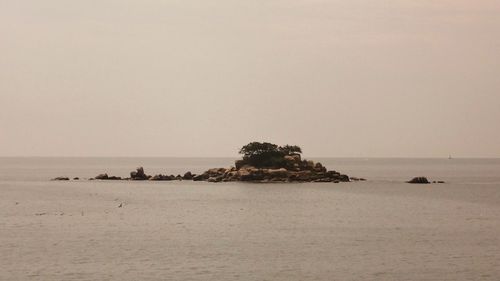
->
1, 158, 499, 280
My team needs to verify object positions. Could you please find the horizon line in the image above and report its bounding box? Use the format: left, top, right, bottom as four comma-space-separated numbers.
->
1, 156, 500, 159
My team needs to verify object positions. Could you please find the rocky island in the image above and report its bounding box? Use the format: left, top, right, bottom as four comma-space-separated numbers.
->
190, 142, 353, 183
53, 142, 359, 183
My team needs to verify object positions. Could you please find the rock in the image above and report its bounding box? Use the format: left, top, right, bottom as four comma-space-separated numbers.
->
73, 177, 79, 180
305, 160, 315, 170
130, 167, 150, 180
284, 155, 301, 168
407, 177, 430, 184
94, 174, 121, 180
183, 171, 194, 180
288, 170, 312, 182
192, 174, 205, 181
314, 162, 327, 173
95, 174, 109, 180
291, 154, 302, 162
189, 159, 354, 184
338, 174, 350, 182
237, 167, 265, 181
437, 181, 445, 184
52, 177, 69, 181
150, 174, 174, 181
208, 176, 223, 183
315, 178, 333, 182
267, 168, 288, 179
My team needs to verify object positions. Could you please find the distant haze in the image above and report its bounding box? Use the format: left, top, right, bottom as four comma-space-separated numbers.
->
1, 0, 499, 157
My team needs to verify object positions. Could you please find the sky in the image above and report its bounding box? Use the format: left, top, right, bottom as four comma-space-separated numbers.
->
1, 0, 499, 157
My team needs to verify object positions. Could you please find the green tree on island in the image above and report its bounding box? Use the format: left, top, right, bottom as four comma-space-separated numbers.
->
279, 145, 302, 156
238, 142, 302, 168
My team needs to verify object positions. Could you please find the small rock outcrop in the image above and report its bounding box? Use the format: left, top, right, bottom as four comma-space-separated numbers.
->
94, 173, 122, 180
130, 167, 150, 180
52, 177, 69, 181
150, 174, 175, 181
407, 177, 430, 184
183, 171, 194, 180
95, 173, 109, 180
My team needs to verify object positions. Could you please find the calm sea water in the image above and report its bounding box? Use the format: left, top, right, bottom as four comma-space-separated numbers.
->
1, 158, 500, 280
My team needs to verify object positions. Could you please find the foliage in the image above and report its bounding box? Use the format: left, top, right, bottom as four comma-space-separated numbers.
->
279, 145, 302, 155
238, 142, 302, 168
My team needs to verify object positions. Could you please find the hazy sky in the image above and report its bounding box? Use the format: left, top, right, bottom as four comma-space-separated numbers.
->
1, 0, 499, 157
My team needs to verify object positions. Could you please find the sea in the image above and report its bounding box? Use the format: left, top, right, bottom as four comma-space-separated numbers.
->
1, 158, 500, 280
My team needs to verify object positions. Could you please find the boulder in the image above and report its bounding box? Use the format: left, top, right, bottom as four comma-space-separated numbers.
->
266, 168, 288, 179
193, 174, 206, 181
52, 177, 69, 181
338, 174, 350, 182
304, 160, 315, 170
94, 173, 121, 180
284, 155, 301, 166
314, 162, 327, 173
237, 167, 265, 181
407, 177, 430, 184
95, 174, 109, 180
207, 176, 224, 182
150, 174, 174, 181
183, 171, 194, 180
293, 170, 313, 181
130, 167, 150, 180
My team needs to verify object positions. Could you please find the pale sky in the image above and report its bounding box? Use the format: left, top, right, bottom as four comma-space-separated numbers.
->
1, 0, 499, 157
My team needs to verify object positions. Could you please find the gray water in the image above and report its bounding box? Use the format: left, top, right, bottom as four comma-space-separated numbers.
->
1, 158, 500, 280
